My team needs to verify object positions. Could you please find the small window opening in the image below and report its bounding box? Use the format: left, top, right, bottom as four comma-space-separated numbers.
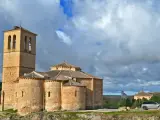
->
13, 35, 16, 49
29, 37, 32, 52
22, 91, 24, 97
15, 92, 17, 97
8, 36, 11, 49
24, 36, 27, 51
75, 90, 77, 97
48, 92, 50, 97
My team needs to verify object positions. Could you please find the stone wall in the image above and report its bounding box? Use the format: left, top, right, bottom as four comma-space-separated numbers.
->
16, 78, 43, 115
61, 86, 86, 110
3, 53, 21, 67
2, 67, 20, 83
3, 30, 21, 53
1, 83, 16, 108
77, 79, 93, 109
20, 53, 35, 69
20, 30, 36, 54
93, 79, 103, 108
44, 81, 61, 111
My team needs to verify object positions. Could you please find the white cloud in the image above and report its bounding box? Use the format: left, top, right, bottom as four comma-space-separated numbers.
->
69, 0, 160, 62
56, 30, 72, 45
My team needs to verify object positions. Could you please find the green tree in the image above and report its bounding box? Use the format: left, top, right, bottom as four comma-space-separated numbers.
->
150, 95, 160, 102
118, 98, 126, 107
118, 98, 133, 107
126, 98, 132, 107
131, 98, 149, 108
132, 99, 143, 108
103, 100, 119, 109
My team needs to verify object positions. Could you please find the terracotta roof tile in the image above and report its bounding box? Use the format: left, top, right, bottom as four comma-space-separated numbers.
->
22, 70, 101, 80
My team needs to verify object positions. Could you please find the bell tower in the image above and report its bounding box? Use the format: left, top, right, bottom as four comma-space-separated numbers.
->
2, 26, 37, 107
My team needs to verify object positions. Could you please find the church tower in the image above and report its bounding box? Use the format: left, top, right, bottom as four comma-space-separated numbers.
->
2, 26, 37, 107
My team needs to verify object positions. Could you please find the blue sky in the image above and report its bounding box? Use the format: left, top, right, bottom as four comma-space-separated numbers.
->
1, 0, 160, 95
60, 0, 73, 17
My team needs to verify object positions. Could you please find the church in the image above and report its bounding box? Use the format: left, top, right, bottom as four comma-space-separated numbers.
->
1, 26, 103, 115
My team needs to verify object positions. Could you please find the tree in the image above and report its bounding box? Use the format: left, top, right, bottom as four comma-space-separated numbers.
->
118, 98, 126, 107
132, 99, 143, 108
150, 95, 160, 102
126, 98, 132, 107
118, 98, 132, 107
131, 98, 149, 108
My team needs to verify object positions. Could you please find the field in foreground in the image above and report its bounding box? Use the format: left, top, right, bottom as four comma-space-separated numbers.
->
0, 110, 160, 120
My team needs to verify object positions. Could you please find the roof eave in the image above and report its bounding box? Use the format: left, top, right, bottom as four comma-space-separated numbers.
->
3, 28, 37, 36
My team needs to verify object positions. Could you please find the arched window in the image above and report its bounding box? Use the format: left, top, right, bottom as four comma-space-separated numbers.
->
13, 35, 16, 49
24, 36, 27, 51
22, 91, 24, 97
29, 37, 32, 52
48, 92, 50, 97
8, 36, 11, 49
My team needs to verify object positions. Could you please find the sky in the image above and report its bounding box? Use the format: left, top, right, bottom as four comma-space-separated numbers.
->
1, 0, 160, 95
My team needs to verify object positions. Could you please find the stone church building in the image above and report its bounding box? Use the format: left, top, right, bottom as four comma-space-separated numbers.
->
1, 26, 103, 115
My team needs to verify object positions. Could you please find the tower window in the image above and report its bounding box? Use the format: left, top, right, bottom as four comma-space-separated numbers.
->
13, 35, 16, 49
22, 91, 24, 97
15, 92, 17, 97
24, 36, 27, 51
29, 37, 32, 52
48, 92, 50, 97
8, 36, 11, 49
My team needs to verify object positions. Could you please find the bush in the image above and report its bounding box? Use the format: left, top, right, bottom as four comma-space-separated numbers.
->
103, 101, 119, 109
150, 95, 160, 102
4, 109, 17, 113
118, 98, 132, 107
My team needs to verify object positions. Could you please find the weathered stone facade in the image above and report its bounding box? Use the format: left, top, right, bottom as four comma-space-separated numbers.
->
1, 26, 103, 115
1, 26, 36, 108
62, 85, 86, 110
44, 81, 61, 111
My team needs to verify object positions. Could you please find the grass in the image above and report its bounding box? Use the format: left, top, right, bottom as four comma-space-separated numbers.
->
103, 110, 160, 115
3, 109, 17, 113
52, 109, 160, 116
0, 110, 159, 120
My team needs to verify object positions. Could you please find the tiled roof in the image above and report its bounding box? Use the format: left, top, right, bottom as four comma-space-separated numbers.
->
63, 80, 85, 87
135, 91, 153, 96
22, 70, 102, 80
4, 26, 37, 35
51, 62, 81, 69
23, 71, 47, 79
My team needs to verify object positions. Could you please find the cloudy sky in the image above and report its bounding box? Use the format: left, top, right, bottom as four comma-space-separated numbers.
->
1, 0, 160, 95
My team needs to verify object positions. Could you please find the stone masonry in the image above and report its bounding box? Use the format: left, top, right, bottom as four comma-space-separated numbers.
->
1, 26, 103, 115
